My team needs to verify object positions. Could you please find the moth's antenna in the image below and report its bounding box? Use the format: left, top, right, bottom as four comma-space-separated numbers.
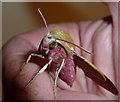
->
38, 8, 49, 33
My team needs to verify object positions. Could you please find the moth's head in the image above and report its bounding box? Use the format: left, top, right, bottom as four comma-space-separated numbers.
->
43, 33, 58, 49
44, 33, 55, 44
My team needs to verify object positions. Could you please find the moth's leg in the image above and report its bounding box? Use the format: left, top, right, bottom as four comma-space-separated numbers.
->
54, 59, 65, 99
26, 53, 45, 63
25, 58, 53, 87
17, 53, 45, 78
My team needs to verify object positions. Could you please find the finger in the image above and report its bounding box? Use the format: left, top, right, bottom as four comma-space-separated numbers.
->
78, 19, 104, 94
102, 2, 118, 79
78, 15, 118, 100
14, 62, 54, 100
3, 27, 48, 83
92, 21, 118, 99
58, 90, 107, 100
107, 2, 118, 85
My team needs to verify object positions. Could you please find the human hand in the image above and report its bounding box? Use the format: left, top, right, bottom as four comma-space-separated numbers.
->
3, 2, 118, 100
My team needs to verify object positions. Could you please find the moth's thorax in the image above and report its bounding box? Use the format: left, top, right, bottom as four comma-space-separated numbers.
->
48, 46, 67, 66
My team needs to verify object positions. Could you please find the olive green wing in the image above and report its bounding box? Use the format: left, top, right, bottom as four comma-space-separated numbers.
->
73, 54, 118, 95
50, 29, 75, 49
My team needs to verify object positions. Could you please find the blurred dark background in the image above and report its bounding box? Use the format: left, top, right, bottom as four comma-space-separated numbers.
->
2, 2, 110, 45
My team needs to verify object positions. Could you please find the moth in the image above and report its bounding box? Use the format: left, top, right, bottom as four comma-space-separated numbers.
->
25, 8, 118, 99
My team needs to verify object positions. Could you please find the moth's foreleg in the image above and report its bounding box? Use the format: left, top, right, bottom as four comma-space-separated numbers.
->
54, 59, 65, 99
26, 53, 45, 63
25, 58, 53, 87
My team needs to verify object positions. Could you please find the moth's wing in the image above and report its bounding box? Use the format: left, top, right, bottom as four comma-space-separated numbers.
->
50, 29, 75, 49
73, 54, 118, 95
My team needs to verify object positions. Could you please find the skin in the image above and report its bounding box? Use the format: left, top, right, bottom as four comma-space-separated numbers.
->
2, 2, 118, 100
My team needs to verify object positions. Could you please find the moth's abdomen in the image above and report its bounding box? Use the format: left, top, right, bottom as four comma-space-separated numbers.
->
59, 58, 76, 87
48, 45, 76, 87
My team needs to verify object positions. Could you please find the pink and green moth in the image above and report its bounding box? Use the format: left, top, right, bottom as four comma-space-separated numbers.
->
25, 8, 118, 99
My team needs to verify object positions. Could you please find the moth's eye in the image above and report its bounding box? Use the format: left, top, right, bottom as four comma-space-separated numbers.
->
49, 42, 58, 49
48, 36, 52, 39
50, 31, 52, 34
